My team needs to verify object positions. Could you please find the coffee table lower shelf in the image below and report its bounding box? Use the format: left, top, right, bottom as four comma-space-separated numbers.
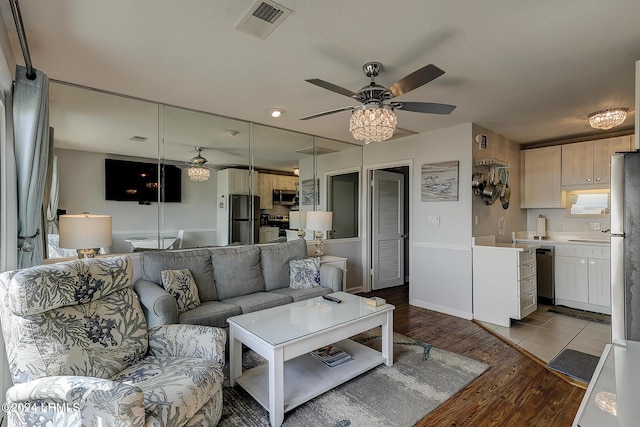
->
236, 338, 385, 413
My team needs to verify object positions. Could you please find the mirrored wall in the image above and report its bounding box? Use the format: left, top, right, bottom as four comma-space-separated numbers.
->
47, 81, 363, 256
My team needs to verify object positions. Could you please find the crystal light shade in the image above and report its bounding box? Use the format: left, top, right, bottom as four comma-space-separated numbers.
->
188, 166, 210, 181
349, 106, 397, 144
588, 108, 628, 130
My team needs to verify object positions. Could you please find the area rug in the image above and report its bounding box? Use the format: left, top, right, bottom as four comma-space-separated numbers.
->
219, 329, 489, 427
547, 349, 600, 383
548, 305, 611, 324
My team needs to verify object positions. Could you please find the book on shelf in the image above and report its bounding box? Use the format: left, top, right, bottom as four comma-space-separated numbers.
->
310, 345, 352, 367
366, 296, 386, 307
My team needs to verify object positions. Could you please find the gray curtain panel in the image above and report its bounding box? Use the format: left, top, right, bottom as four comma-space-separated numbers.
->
14, 65, 50, 268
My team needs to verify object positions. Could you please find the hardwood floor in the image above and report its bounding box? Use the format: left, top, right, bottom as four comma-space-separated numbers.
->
360, 285, 585, 427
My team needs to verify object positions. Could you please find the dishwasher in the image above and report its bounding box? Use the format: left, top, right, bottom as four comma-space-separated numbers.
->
536, 247, 554, 304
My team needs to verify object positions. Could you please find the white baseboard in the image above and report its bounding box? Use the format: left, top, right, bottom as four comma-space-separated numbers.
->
409, 298, 473, 320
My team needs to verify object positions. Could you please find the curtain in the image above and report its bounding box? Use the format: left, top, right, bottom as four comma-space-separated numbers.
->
14, 65, 49, 268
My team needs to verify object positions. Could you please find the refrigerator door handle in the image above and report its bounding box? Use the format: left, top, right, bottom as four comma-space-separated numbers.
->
611, 153, 625, 235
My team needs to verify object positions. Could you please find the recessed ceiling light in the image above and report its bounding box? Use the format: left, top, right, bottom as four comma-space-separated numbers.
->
268, 108, 284, 118
225, 129, 240, 136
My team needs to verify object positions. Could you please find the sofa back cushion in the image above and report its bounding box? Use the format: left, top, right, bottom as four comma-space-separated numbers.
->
141, 249, 217, 302
0, 256, 148, 382
259, 239, 308, 291
211, 246, 265, 300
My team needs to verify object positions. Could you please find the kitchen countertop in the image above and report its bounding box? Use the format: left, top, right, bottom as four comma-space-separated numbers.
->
472, 235, 539, 251
512, 231, 610, 246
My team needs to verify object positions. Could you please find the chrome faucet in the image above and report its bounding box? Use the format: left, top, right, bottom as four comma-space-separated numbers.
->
601, 228, 610, 233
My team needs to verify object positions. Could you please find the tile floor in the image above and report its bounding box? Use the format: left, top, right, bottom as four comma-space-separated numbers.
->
478, 305, 612, 363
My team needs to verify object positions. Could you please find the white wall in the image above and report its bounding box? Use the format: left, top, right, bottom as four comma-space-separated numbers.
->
471, 124, 527, 242
56, 148, 218, 253
364, 123, 474, 319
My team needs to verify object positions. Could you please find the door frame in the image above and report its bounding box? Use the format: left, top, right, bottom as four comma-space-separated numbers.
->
364, 159, 412, 293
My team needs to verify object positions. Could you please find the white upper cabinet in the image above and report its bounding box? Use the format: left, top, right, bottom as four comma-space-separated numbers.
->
561, 136, 631, 189
521, 146, 565, 208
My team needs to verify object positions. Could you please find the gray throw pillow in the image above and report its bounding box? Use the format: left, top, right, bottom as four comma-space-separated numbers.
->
211, 246, 265, 300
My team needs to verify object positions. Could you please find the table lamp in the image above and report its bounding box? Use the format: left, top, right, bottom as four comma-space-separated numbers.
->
305, 211, 332, 257
59, 213, 112, 258
289, 211, 307, 239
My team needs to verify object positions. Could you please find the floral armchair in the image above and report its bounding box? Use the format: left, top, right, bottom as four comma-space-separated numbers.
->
0, 256, 226, 427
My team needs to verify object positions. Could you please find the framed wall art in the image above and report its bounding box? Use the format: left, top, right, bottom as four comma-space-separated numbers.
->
421, 161, 459, 202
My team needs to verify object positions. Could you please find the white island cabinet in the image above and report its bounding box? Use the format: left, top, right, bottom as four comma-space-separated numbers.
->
473, 237, 539, 327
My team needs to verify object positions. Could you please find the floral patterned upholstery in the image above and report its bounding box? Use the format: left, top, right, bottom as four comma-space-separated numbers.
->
0, 256, 225, 427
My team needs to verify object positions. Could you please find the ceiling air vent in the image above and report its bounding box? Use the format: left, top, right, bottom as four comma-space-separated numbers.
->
295, 146, 337, 156
235, 0, 292, 40
129, 135, 148, 142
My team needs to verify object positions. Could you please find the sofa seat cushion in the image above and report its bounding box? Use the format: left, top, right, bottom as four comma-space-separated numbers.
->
210, 246, 265, 300
178, 301, 241, 328
259, 239, 308, 291
271, 286, 332, 302
113, 355, 223, 427
142, 250, 218, 302
221, 292, 292, 314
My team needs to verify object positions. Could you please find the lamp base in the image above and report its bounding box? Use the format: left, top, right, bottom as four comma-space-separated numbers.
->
76, 248, 98, 259
313, 231, 324, 257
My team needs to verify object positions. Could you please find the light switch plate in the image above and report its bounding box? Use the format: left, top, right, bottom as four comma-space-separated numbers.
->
589, 222, 601, 231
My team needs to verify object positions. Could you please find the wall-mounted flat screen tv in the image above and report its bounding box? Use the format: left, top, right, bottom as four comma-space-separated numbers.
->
105, 159, 182, 202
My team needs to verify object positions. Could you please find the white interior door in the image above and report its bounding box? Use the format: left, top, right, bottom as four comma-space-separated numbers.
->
372, 169, 405, 290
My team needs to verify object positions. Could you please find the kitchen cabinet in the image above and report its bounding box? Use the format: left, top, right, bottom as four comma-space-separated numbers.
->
554, 244, 611, 314
472, 243, 538, 327
561, 136, 631, 188
272, 175, 298, 191
521, 146, 565, 208
257, 174, 298, 209
259, 226, 280, 243
258, 173, 273, 209
218, 168, 258, 195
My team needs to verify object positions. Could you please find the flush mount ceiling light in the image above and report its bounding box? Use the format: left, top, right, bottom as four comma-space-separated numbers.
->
187, 146, 210, 182
224, 129, 240, 137
268, 108, 284, 118
588, 108, 629, 130
349, 104, 397, 144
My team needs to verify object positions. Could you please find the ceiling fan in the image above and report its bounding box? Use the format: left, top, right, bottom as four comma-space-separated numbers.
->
300, 62, 456, 143
185, 146, 211, 181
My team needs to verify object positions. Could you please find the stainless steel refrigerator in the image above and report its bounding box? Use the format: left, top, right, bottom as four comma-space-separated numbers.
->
229, 194, 260, 245
611, 151, 640, 341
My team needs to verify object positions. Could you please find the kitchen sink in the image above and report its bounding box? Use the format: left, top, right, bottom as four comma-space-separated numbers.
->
567, 239, 609, 243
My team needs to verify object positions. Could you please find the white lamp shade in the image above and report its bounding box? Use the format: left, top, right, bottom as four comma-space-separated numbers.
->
305, 211, 332, 231
289, 211, 307, 230
59, 214, 112, 249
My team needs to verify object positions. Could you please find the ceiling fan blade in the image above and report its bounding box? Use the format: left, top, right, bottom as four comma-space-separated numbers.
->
305, 79, 360, 99
396, 101, 456, 114
386, 64, 445, 98
300, 105, 357, 120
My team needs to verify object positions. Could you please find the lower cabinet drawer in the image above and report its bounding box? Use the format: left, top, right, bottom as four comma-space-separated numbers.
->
519, 275, 536, 295
519, 290, 537, 319
518, 262, 536, 280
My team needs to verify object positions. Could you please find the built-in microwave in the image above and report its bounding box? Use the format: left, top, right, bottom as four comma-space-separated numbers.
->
273, 189, 298, 205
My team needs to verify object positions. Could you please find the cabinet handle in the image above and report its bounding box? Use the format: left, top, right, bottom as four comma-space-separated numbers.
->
580, 259, 586, 264
595, 177, 601, 181
590, 260, 596, 265
587, 178, 592, 182
555, 202, 559, 206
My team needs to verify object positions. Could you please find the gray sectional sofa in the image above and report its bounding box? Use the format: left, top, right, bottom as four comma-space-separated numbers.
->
134, 239, 343, 328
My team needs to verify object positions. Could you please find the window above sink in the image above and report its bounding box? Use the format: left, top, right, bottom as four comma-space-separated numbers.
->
567, 190, 610, 217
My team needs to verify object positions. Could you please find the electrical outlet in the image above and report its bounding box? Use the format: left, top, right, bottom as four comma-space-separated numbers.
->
590, 222, 601, 231
559, 222, 565, 230
428, 215, 440, 226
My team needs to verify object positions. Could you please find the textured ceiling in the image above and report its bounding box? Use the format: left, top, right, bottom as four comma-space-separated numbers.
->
1, 0, 639, 146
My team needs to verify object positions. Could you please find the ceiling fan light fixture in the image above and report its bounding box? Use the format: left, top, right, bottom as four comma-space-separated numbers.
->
588, 108, 628, 130
349, 106, 397, 144
187, 146, 210, 181
188, 166, 210, 182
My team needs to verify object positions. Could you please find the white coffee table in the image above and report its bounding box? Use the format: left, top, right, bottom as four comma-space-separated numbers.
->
228, 292, 394, 427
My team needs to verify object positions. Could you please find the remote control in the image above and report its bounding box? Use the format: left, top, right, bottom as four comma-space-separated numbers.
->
322, 295, 342, 303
